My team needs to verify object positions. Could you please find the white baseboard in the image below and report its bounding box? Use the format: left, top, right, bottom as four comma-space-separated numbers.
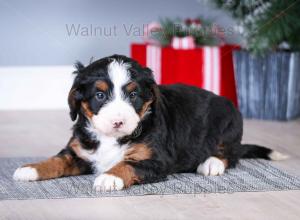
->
0, 66, 75, 110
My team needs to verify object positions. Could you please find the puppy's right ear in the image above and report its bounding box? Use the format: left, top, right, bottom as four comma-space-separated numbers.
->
68, 86, 83, 121
68, 61, 84, 121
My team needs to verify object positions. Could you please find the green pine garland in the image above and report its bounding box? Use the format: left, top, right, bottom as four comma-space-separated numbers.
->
213, 0, 300, 54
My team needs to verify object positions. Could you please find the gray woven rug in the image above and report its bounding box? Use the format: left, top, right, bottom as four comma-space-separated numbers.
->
1, 157, 300, 200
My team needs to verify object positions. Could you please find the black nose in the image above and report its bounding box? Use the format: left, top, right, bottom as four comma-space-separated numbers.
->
113, 121, 123, 129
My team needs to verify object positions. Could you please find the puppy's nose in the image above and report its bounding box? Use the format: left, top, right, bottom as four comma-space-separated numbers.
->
113, 121, 124, 129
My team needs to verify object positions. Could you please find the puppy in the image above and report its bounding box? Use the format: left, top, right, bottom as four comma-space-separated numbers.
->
13, 55, 288, 191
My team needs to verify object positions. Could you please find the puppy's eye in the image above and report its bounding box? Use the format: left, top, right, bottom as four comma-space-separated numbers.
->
129, 91, 137, 99
95, 92, 106, 101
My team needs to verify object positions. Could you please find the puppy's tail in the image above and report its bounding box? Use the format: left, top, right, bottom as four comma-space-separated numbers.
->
241, 144, 289, 161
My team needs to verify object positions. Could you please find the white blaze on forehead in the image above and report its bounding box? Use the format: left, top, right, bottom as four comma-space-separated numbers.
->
108, 60, 130, 99
90, 59, 139, 138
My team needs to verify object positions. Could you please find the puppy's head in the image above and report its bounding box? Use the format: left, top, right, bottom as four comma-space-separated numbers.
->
68, 55, 158, 138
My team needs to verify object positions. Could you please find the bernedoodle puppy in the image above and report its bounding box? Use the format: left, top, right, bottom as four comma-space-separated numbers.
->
13, 55, 287, 191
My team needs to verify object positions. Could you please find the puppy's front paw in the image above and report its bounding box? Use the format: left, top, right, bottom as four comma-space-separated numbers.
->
197, 157, 225, 176
13, 167, 39, 181
93, 174, 124, 192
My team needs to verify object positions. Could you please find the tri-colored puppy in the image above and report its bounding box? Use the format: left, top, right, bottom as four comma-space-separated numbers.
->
13, 55, 287, 191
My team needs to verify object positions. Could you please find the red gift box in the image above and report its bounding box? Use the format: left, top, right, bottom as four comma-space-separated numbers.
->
131, 43, 239, 106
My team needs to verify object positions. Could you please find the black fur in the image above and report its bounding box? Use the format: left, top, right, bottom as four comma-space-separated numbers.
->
60, 54, 275, 184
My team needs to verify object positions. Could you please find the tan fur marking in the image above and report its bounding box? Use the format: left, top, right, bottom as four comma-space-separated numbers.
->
221, 158, 228, 168
106, 162, 140, 188
23, 155, 81, 180
125, 143, 152, 162
139, 100, 153, 118
69, 138, 88, 160
96, 80, 109, 91
218, 143, 225, 150
81, 102, 93, 118
215, 143, 228, 168
69, 137, 81, 150
126, 82, 137, 92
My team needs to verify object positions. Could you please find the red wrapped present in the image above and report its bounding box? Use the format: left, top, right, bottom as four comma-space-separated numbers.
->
131, 43, 239, 106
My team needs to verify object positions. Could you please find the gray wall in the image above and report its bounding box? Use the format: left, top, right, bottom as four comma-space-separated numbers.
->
0, 0, 239, 66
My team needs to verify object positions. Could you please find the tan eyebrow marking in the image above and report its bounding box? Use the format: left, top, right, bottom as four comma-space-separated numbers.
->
126, 82, 137, 92
95, 80, 109, 91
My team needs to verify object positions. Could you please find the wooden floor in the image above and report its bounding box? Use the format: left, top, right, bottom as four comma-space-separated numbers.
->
0, 110, 299, 220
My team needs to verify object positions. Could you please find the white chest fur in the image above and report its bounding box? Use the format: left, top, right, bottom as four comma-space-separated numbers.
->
79, 127, 129, 174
